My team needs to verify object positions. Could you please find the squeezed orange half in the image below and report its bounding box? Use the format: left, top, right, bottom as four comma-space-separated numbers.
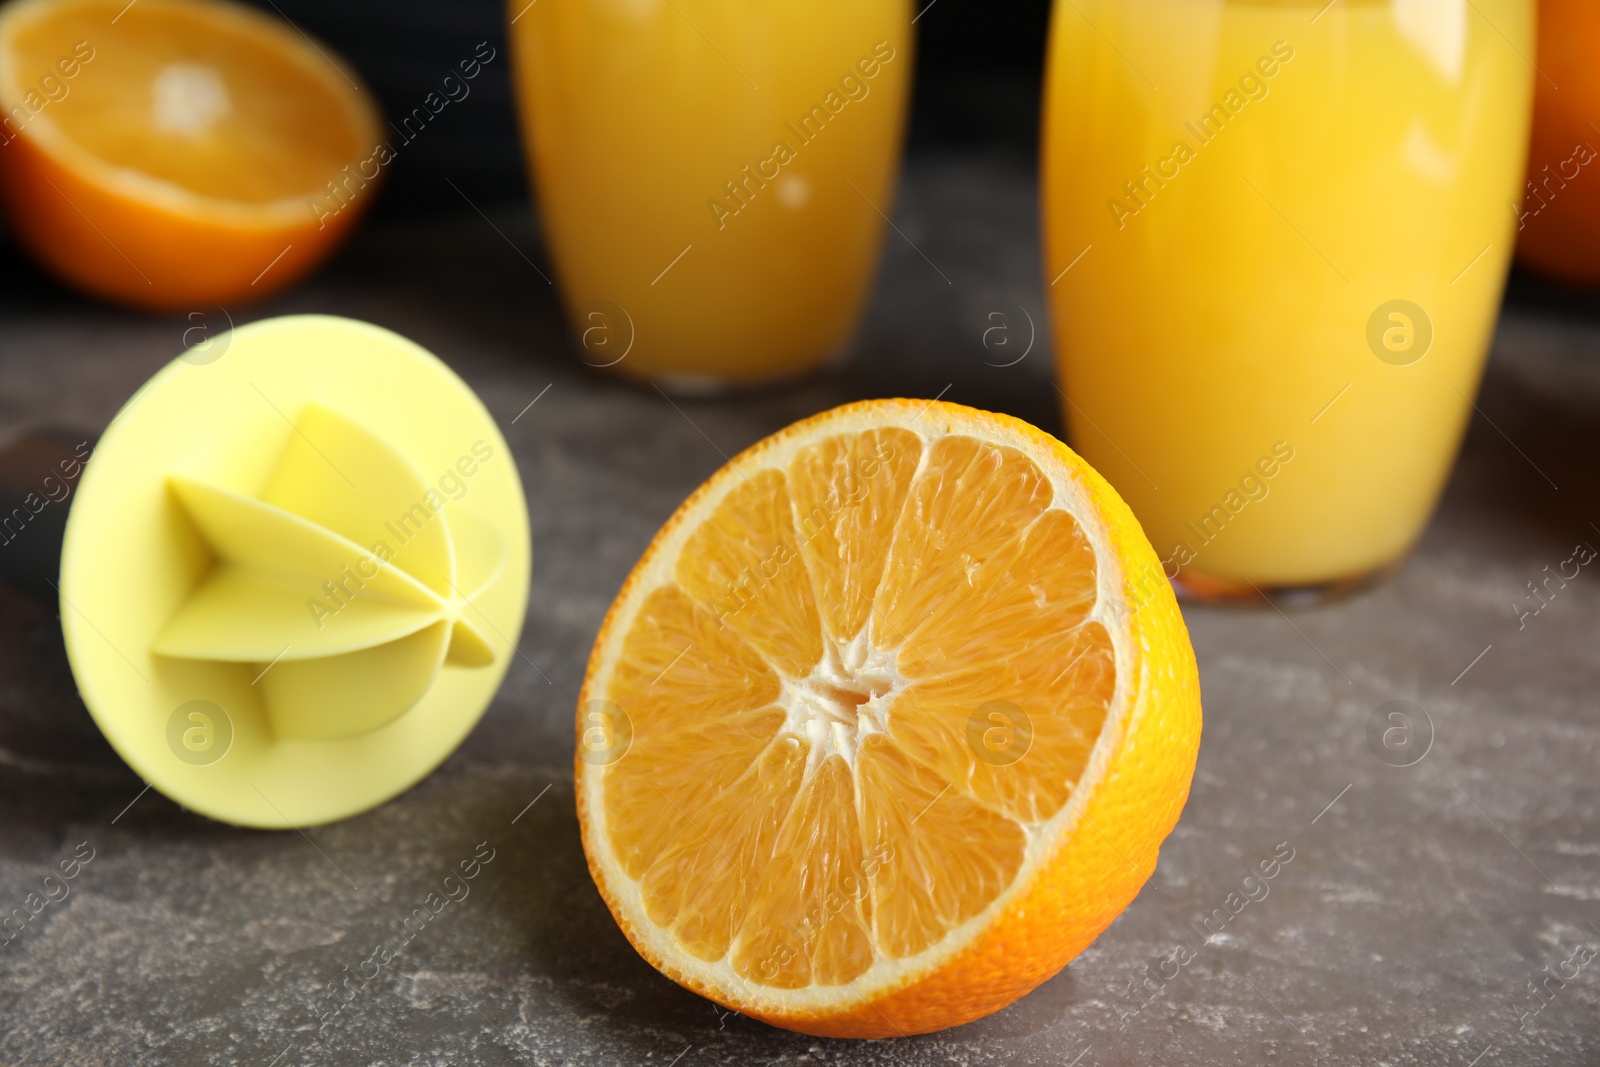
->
0, 0, 381, 308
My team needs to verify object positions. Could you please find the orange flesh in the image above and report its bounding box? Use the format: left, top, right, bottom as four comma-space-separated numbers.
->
601, 429, 1115, 989
10, 2, 362, 203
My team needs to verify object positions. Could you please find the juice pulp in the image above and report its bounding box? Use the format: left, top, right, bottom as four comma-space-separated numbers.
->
1042, 0, 1533, 589
509, 0, 911, 388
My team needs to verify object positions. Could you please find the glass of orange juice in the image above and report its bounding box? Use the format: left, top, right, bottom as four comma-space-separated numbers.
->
509, 0, 911, 390
1042, 0, 1534, 600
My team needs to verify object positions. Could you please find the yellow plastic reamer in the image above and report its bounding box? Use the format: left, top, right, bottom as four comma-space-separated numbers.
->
60, 315, 531, 828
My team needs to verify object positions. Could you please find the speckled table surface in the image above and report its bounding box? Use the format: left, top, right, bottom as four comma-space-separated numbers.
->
1, 154, 1598, 1066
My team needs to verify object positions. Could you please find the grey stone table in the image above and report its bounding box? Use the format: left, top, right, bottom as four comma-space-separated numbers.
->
1, 154, 1597, 1066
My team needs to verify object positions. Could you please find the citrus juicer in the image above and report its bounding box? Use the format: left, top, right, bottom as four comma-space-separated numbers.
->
33, 314, 530, 828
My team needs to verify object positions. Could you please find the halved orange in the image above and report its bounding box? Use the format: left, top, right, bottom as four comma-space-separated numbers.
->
1515, 0, 1600, 286
0, 0, 382, 309
576, 399, 1201, 1037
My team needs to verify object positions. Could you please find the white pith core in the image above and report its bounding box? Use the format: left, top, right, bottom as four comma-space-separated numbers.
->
780, 628, 904, 777
151, 63, 231, 137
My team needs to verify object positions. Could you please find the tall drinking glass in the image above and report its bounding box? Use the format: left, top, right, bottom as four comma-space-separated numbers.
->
510, 0, 912, 390
1042, 0, 1534, 598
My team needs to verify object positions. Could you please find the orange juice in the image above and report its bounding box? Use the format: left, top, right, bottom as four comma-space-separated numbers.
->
509, 0, 911, 389
1042, 0, 1533, 593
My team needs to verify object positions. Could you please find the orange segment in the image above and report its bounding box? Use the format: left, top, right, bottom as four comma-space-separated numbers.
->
607, 585, 781, 736
733, 755, 873, 989
577, 399, 1201, 1037
608, 707, 802, 961
0, 0, 382, 308
787, 427, 923, 644
674, 469, 822, 677
890, 622, 1114, 825
856, 735, 1026, 960
874, 434, 1055, 664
